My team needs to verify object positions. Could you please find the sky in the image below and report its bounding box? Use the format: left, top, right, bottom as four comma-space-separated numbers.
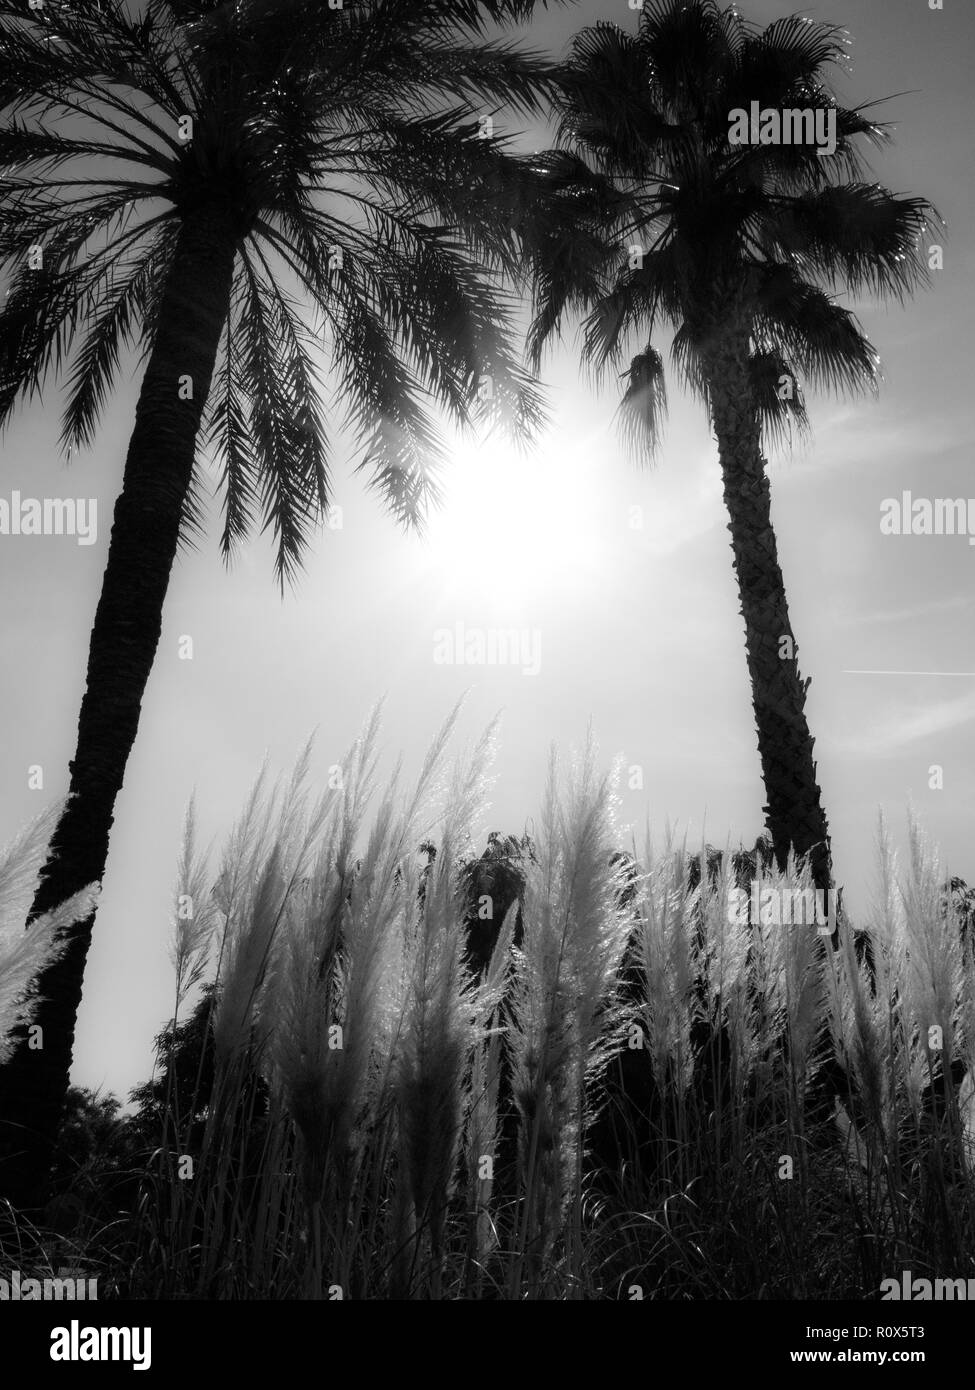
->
1, 0, 973, 1101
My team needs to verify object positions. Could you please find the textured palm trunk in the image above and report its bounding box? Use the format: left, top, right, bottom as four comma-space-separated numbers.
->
0, 210, 237, 1209
704, 333, 832, 894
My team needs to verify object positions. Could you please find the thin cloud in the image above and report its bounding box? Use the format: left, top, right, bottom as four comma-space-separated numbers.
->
774, 411, 967, 478
832, 593, 975, 629
830, 687, 975, 757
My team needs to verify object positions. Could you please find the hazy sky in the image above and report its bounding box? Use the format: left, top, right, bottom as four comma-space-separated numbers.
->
1, 0, 973, 1100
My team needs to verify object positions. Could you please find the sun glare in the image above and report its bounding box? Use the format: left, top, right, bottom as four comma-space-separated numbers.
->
420, 434, 604, 609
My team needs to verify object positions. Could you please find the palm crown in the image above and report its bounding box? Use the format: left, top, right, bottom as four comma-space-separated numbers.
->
531, 2, 938, 453
0, 0, 561, 580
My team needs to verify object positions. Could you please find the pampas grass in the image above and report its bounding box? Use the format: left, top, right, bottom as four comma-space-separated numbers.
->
0, 801, 99, 1064
393, 718, 499, 1296
139, 722, 975, 1297
507, 742, 633, 1291
631, 834, 700, 1103
16, 713, 973, 1300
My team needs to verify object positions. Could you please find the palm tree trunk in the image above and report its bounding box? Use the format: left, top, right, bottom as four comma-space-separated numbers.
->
704, 334, 832, 894
0, 210, 237, 1209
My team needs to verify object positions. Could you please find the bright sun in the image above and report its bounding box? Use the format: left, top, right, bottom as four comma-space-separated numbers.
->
419, 433, 604, 609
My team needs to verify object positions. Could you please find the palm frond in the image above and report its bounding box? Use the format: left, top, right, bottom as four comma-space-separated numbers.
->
60, 222, 178, 450
752, 266, 880, 398
616, 343, 668, 464
748, 348, 810, 451
235, 252, 330, 586
775, 184, 940, 302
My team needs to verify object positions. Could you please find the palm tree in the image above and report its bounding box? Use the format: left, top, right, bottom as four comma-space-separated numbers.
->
528, 0, 938, 891
0, 0, 567, 1205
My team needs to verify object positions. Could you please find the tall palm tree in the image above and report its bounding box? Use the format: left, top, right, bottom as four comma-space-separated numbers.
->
0, 0, 567, 1205
528, 0, 938, 891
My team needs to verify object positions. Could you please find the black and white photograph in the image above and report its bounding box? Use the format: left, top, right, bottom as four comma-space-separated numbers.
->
0, 0, 971, 1353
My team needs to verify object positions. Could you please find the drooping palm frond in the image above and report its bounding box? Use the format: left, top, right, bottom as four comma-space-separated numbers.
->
747, 349, 810, 452
616, 343, 668, 464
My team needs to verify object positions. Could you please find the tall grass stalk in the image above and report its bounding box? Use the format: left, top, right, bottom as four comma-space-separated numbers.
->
0, 801, 98, 1064
507, 742, 632, 1295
